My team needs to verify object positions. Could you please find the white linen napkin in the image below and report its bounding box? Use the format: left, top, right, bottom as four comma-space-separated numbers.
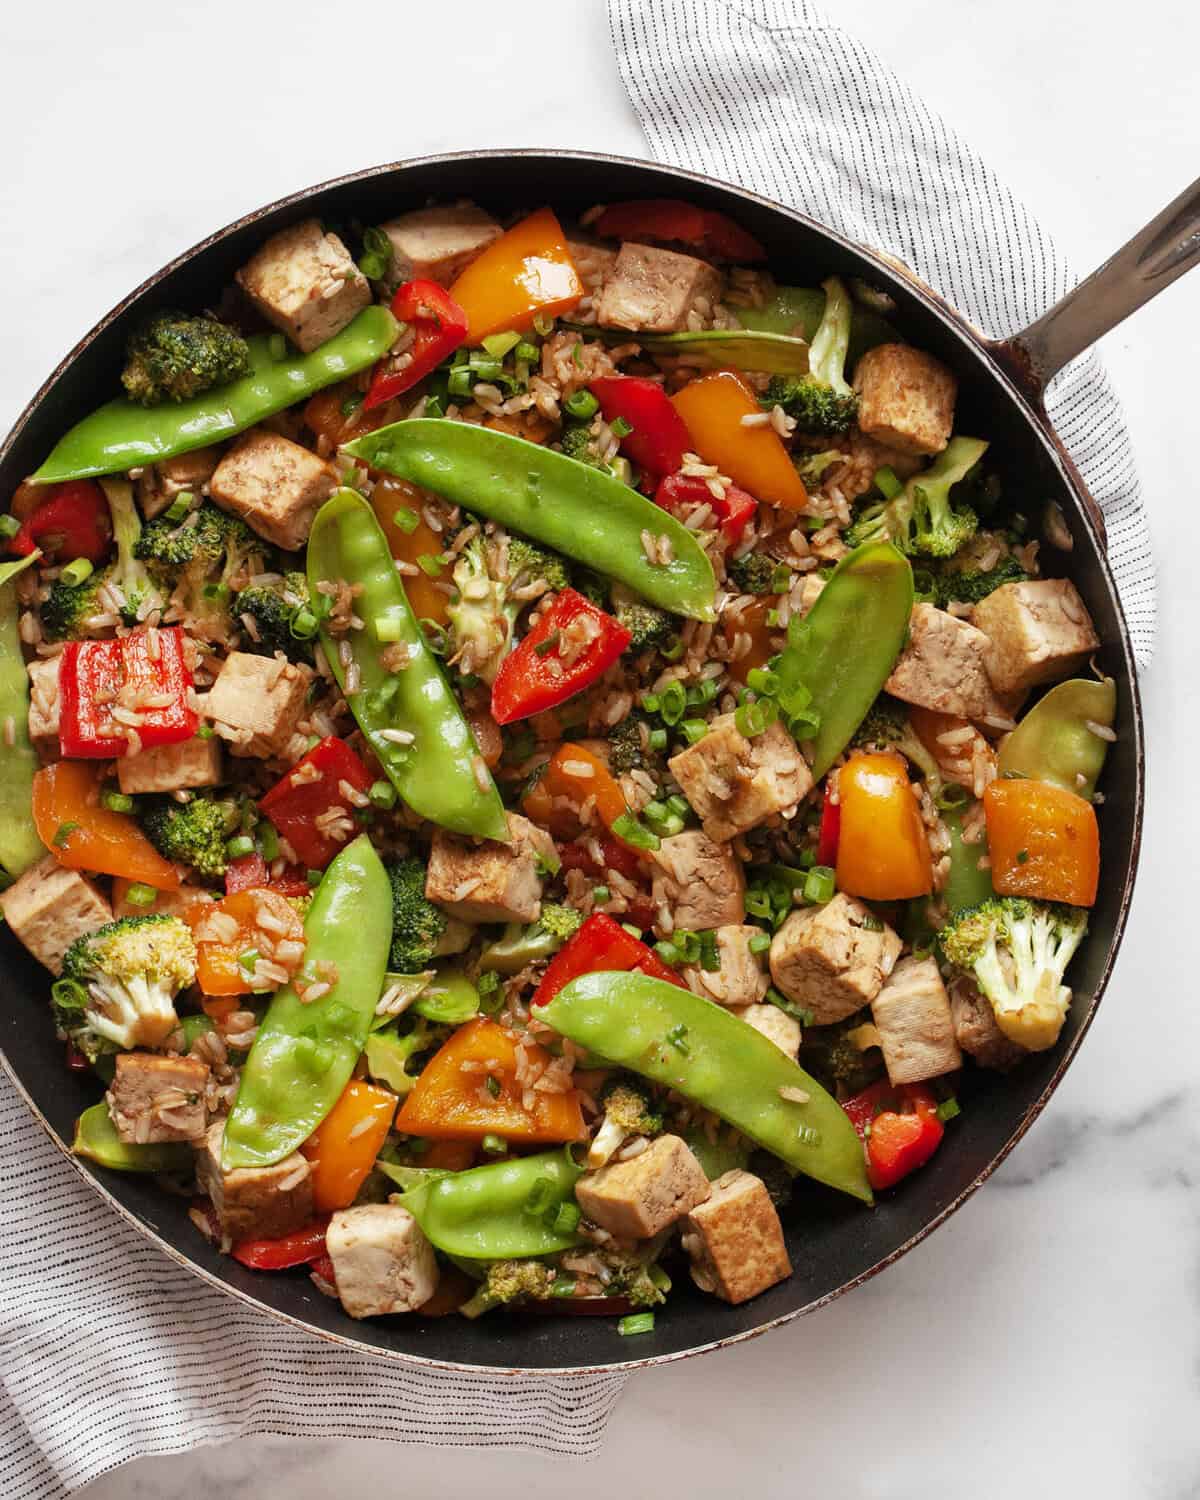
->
0, 4, 1159, 1495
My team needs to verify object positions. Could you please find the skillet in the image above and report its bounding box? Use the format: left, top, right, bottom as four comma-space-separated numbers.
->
1, 151, 1194, 1373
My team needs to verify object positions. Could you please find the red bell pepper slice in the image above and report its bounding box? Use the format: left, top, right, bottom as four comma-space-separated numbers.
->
654, 472, 758, 546
363, 279, 469, 410
10, 480, 111, 561
58, 627, 197, 758
558, 835, 642, 883
533, 912, 684, 1007
224, 852, 311, 899
491, 589, 632, 726
231, 1217, 331, 1271
842, 1080, 945, 1191
592, 200, 767, 262
589, 377, 694, 483
816, 783, 841, 868
258, 736, 375, 871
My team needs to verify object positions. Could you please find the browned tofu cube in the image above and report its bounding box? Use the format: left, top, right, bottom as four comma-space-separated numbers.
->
107, 1052, 209, 1144
853, 343, 957, 456
769, 892, 902, 1025
575, 1134, 710, 1239
326, 1204, 439, 1319
0, 855, 112, 975
669, 715, 812, 842
681, 1169, 792, 1304
194, 1120, 313, 1242
210, 429, 336, 552
117, 734, 224, 796
236, 218, 370, 353
136, 446, 222, 521
973, 579, 1100, 696
27, 658, 60, 760
885, 604, 1017, 725
596, 242, 723, 333
204, 651, 312, 759
567, 236, 619, 294
380, 201, 502, 291
871, 955, 961, 1085
651, 831, 746, 934
948, 975, 1027, 1071
425, 812, 555, 924
728, 1002, 802, 1059
682, 924, 770, 1007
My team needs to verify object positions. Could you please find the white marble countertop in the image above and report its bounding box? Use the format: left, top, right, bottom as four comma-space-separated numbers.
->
3, 1, 1197, 1495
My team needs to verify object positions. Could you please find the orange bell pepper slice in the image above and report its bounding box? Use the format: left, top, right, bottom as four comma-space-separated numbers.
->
983, 778, 1099, 907
32, 761, 179, 888
835, 751, 934, 901
671, 370, 809, 511
301, 1080, 397, 1212
532, 741, 651, 853
187, 888, 305, 996
448, 207, 583, 344
394, 1016, 585, 1145
370, 476, 452, 627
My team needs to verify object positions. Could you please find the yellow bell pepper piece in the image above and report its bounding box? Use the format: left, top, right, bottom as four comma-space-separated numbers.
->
448, 207, 583, 344
671, 370, 809, 511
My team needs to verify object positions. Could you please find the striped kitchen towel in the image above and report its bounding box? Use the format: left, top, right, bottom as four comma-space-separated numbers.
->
608, 0, 1158, 665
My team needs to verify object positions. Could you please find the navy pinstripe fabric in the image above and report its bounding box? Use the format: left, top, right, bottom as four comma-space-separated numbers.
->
609, 0, 1157, 663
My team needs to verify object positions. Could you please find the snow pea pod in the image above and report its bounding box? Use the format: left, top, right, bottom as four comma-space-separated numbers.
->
394, 1147, 585, 1259
0, 554, 45, 878
73, 1101, 192, 1173
736, 284, 898, 367
774, 541, 914, 777
222, 835, 392, 1170
998, 677, 1116, 798
343, 420, 717, 622
942, 805, 994, 913
307, 489, 508, 841
541, 972, 872, 1203
33, 307, 398, 485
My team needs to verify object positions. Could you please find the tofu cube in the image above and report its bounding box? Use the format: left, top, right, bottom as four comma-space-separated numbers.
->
596, 242, 724, 333
769, 892, 902, 1025
853, 343, 957, 456
194, 1120, 313, 1242
948, 975, 1027, 1071
729, 1002, 802, 1060
425, 812, 556, 924
379, 201, 502, 291
885, 604, 1016, 725
326, 1203, 439, 1319
0, 855, 113, 975
136, 446, 222, 521
871, 955, 962, 1085
973, 579, 1100, 696
681, 1169, 792, 1304
682, 924, 770, 1007
575, 1133, 710, 1240
669, 715, 813, 842
566, 236, 619, 294
651, 831, 746, 934
204, 651, 312, 759
107, 1052, 209, 1144
210, 429, 336, 552
117, 734, 224, 796
27, 657, 60, 760
236, 218, 370, 353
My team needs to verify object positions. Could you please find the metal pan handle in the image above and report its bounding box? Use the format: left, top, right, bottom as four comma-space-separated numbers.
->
994, 174, 1200, 397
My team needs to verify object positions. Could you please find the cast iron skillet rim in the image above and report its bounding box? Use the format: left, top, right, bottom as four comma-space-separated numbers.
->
0, 148, 1145, 1376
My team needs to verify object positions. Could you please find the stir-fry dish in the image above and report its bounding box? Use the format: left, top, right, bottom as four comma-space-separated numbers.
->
0, 198, 1113, 1329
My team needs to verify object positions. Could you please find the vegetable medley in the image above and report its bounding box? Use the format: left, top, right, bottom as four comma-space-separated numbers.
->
0, 195, 1114, 1330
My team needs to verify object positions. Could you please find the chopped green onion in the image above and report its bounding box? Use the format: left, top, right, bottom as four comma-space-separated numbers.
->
658, 680, 687, 726
550, 1278, 578, 1299
481, 1133, 508, 1155
664, 795, 689, 820
936, 1097, 961, 1123
391, 507, 420, 534
523, 1175, 557, 1218
618, 1312, 656, 1336
592, 884, 610, 904
533, 629, 561, 657
549, 1201, 581, 1234
698, 929, 720, 971
532, 312, 555, 336
620, 922, 643, 939
238, 948, 259, 972
0, 515, 21, 540
357, 226, 393, 281
52, 822, 79, 848
770, 564, 792, 593
482, 331, 522, 359
485, 1074, 501, 1098
746, 667, 781, 696
373, 614, 404, 642
467, 355, 503, 381
734, 698, 777, 738
648, 727, 668, 751
563, 389, 599, 420
803, 865, 836, 905
514, 340, 540, 365
679, 719, 707, 746
610, 416, 633, 438
640, 692, 660, 713
423, 395, 445, 420
748, 931, 771, 955
369, 779, 397, 810
225, 834, 255, 860
124, 882, 158, 908
447, 367, 474, 398
659, 634, 684, 662
417, 554, 443, 577
665, 1022, 690, 1055
58, 557, 94, 587
196, 725, 215, 740
258, 822, 280, 861
654, 940, 681, 967
858, 912, 884, 932
611, 812, 660, 852
268, 334, 287, 361
290, 608, 319, 640
163, 490, 195, 523
51, 977, 88, 1011
101, 791, 134, 814
874, 466, 902, 500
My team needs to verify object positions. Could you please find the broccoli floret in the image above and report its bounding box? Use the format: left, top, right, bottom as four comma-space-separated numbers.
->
58, 914, 197, 1051
612, 588, 674, 651
559, 423, 604, 467
447, 534, 571, 683
849, 694, 943, 794
607, 715, 650, 775
799, 1017, 886, 1099
387, 858, 452, 973
233, 572, 315, 663
587, 1076, 665, 1167
140, 795, 238, 881
161, 505, 268, 643
727, 552, 781, 595
573, 568, 610, 611
938, 897, 1088, 1052
796, 449, 846, 485
460, 1259, 558, 1319
41, 572, 108, 638
588, 1247, 670, 1308
508, 537, 570, 595
478, 902, 583, 976
845, 436, 987, 557
761, 277, 858, 436
934, 554, 1028, 608
121, 311, 251, 407
539, 902, 584, 941
364, 1015, 446, 1095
